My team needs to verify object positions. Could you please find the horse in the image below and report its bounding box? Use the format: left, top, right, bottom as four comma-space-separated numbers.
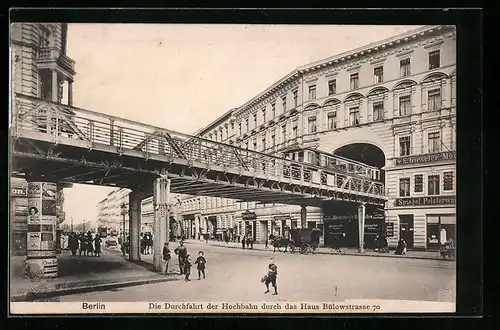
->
271, 236, 294, 253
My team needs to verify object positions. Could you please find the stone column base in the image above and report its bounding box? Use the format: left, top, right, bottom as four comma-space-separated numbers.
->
25, 257, 58, 278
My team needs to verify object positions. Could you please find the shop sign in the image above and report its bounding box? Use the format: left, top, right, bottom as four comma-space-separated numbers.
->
386, 222, 395, 237
395, 151, 456, 166
394, 196, 456, 207
11, 187, 27, 197
242, 210, 257, 220
274, 215, 291, 221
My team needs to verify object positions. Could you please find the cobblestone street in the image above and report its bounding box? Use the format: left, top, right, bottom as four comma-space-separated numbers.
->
59, 243, 455, 303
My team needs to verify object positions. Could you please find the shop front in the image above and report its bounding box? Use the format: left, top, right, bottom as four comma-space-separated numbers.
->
242, 210, 257, 241
323, 203, 385, 249
426, 214, 456, 250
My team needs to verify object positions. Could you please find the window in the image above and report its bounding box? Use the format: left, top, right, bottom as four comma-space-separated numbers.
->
349, 107, 360, 126
262, 137, 266, 150
350, 73, 359, 90
428, 131, 441, 153
271, 103, 276, 118
328, 79, 337, 95
308, 85, 317, 100
428, 175, 440, 195
292, 120, 298, 138
39, 26, 51, 49
443, 172, 454, 191
427, 88, 442, 111
282, 125, 287, 142
262, 109, 266, 123
293, 90, 298, 107
308, 116, 317, 133
429, 50, 441, 70
374, 66, 384, 83
399, 95, 411, 116
271, 133, 276, 146
399, 136, 411, 156
414, 174, 423, 193
225, 126, 228, 138
373, 101, 384, 121
253, 140, 257, 150
282, 96, 287, 112
238, 123, 242, 135
400, 58, 411, 77
399, 178, 410, 197
253, 114, 257, 128
245, 118, 249, 132
309, 152, 318, 165
327, 112, 337, 129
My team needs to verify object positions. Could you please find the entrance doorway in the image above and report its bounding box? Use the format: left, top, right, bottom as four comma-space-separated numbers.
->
399, 215, 414, 249
260, 221, 269, 243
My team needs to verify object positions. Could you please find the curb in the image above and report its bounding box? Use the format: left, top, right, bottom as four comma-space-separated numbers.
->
185, 241, 451, 261
10, 276, 181, 302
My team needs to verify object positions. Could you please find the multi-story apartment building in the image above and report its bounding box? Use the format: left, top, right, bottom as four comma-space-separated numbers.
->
96, 188, 131, 233
179, 25, 456, 250
10, 23, 76, 255
97, 189, 184, 238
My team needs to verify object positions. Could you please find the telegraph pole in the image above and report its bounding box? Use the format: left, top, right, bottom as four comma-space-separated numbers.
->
83, 219, 86, 233
71, 217, 74, 232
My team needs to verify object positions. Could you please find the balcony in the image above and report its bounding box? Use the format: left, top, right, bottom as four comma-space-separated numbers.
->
37, 47, 76, 76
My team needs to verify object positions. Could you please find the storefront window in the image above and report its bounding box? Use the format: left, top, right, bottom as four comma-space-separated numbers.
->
426, 215, 456, 250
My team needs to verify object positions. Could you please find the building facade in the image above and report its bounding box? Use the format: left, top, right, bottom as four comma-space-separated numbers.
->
10, 23, 76, 255
179, 25, 456, 250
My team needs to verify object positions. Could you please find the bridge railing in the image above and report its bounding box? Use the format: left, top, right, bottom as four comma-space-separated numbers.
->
12, 94, 386, 198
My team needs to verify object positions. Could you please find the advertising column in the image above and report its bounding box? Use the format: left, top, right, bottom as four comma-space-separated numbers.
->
25, 182, 58, 278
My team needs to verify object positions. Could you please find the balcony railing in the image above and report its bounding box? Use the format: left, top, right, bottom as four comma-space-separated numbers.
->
37, 47, 76, 74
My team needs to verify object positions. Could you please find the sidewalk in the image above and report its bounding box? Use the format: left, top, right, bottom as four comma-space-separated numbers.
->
10, 249, 182, 301
183, 239, 448, 261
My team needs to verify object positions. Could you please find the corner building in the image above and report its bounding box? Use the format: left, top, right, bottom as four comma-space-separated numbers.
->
180, 25, 456, 250
10, 23, 76, 256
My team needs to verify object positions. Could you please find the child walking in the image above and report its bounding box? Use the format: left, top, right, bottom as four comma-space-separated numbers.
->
184, 254, 192, 281
195, 251, 207, 280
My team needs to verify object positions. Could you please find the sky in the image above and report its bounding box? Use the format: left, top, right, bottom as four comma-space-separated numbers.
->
62, 23, 422, 225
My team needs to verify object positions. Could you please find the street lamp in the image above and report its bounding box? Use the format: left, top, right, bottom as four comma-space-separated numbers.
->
121, 202, 127, 257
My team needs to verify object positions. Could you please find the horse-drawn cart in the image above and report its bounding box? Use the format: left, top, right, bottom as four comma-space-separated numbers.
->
288, 228, 322, 254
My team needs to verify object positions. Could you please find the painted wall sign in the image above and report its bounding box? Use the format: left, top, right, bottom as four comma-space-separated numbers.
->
395, 151, 456, 166
394, 196, 456, 207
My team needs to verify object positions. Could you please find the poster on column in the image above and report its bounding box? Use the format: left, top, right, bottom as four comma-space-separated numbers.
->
27, 183, 42, 225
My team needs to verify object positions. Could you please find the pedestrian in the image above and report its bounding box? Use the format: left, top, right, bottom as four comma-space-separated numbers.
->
69, 233, 78, 256
94, 234, 102, 257
194, 251, 207, 280
241, 236, 246, 250
162, 242, 171, 275
86, 231, 94, 256
79, 234, 86, 256
263, 257, 278, 295
184, 254, 192, 281
174, 240, 188, 275
265, 236, 269, 249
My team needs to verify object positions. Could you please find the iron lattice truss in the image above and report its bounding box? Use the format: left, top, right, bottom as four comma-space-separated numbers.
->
10, 94, 387, 207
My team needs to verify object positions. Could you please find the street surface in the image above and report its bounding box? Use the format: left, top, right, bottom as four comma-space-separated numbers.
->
59, 243, 455, 303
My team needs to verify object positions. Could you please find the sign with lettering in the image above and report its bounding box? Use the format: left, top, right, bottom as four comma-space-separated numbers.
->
394, 196, 456, 207
386, 222, 394, 237
11, 187, 27, 197
242, 210, 257, 220
395, 151, 456, 166
273, 215, 291, 221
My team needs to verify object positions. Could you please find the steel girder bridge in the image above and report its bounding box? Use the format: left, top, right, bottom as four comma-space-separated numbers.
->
10, 94, 387, 207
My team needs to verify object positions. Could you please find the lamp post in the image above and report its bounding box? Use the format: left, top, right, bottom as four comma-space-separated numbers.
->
121, 202, 127, 257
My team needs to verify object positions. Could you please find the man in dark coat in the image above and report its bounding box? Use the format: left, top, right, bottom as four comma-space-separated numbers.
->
174, 241, 188, 274
162, 242, 171, 275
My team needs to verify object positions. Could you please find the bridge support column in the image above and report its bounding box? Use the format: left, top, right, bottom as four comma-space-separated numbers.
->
300, 205, 307, 229
25, 181, 59, 278
358, 203, 366, 253
128, 191, 142, 261
195, 216, 201, 240
153, 177, 170, 273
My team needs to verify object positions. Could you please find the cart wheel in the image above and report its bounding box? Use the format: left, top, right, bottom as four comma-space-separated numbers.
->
288, 244, 296, 254
301, 243, 312, 254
